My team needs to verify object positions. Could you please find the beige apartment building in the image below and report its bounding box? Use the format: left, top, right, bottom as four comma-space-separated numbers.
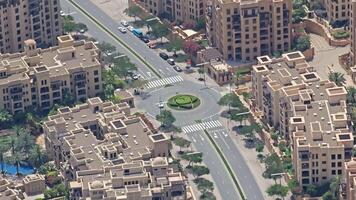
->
350, 0, 356, 65
136, 0, 205, 23
43, 97, 194, 200
344, 158, 356, 200
206, 0, 292, 63
324, 0, 350, 23
0, 178, 20, 200
252, 51, 354, 189
0, 0, 62, 54
0, 35, 102, 114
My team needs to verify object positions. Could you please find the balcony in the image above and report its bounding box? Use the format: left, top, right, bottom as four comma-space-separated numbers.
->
40, 87, 49, 94
51, 81, 62, 91
74, 72, 86, 81
9, 86, 22, 95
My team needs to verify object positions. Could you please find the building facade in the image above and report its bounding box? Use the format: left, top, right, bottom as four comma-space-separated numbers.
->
136, 0, 205, 23
350, 0, 356, 65
43, 97, 194, 200
0, 35, 102, 114
252, 51, 353, 189
206, 0, 292, 63
0, 0, 62, 54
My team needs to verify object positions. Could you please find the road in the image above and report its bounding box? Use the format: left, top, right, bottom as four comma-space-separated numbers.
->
62, 0, 268, 199
61, 0, 177, 79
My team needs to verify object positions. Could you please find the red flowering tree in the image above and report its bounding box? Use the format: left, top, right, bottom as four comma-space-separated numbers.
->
183, 40, 202, 56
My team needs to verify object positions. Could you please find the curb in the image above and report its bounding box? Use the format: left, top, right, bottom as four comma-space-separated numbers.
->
67, 0, 161, 78
203, 129, 247, 200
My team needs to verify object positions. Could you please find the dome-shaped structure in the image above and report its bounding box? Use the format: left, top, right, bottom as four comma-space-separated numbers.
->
91, 180, 103, 189
152, 157, 166, 166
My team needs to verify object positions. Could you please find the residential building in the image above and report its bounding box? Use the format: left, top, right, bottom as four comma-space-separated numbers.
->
252, 51, 353, 189
350, 0, 356, 65
206, 0, 292, 63
135, 0, 205, 23
43, 97, 194, 200
0, 0, 62, 54
324, 0, 350, 24
22, 174, 46, 195
0, 178, 20, 200
0, 35, 102, 114
344, 158, 356, 200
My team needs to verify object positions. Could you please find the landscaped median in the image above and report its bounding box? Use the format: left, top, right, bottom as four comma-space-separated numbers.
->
167, 94, 201, 110
203, 129, 247, 200
67, 0, 161, 78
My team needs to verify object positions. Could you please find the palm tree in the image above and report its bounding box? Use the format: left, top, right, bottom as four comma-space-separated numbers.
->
235, 71, 242, 87
347, 86, 356, 105
330, 176, 341, 199
329, 72, 346, 86
9, 135, 17, 155
0, 109, 13, 129
12, 125, 24, 136
8, 152, 25, 176
28, 145, 47, 168
0, 145, 8, 174
18, 131, 35, 158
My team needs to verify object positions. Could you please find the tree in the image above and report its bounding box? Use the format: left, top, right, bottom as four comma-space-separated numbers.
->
166, 39, 183, 56
347, 86, 356, 104
263, 153, 283, 178
183, 40, 201, 56
124, 5, 142, 21
255, 143, 264, 152
322, 191, 334, 200
104, 84, 115, 100
75, 23, 88, 33
194, 178, 214, 193
151, 23, 169, 42
195, 18, 206, 31
292, 8, 306, 24
172, 137, 191, 152
0, 109, 13, 129
293, 35, 310, 52
111, 56, 137, 80
329, 72, 346, 86
330, 176, 341, 199
156, 110, 176, 127
191, 165, 210, 178
97, 42, 116, 55
0, 144, 8, 174
63, 20, 76, 33
62, 88, 75, 107
182, 152, 202, 167
218, 93, 244, 108
28, 145, 48, 168
8, 151, 25, 176
18, 130, 35, 157
266, 184, 289, 200
306, 184, 318, 196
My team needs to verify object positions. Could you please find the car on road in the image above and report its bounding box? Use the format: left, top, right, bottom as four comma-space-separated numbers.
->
127, 26, 134, 32
198, 77, 205, 81
173, 66, 182, 72
118, 26, 127, 33
131, 74, 139, 80
167, 58, 175, 65
140, 37, 150, 43
159, 52, 169, 60
121, 20, 129, 27
79, 29, 86, 34
158, 101, 164, 109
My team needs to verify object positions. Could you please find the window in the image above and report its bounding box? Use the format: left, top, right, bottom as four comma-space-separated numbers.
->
331, 154, 336, 160
337, 154, 342, 159
94, 70, 99, 76
332, 170, 336, 175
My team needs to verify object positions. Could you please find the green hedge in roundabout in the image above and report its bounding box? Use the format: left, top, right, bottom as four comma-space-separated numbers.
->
167, 94, 201, 110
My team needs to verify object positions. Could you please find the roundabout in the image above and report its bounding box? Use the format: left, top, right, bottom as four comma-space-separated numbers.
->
167, 94, 201, 110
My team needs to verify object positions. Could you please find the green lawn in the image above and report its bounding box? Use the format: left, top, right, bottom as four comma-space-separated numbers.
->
168, 94, 200, 110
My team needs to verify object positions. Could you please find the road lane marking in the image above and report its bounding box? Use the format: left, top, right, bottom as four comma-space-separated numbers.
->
145, 75, 183, 89
182, 120, 224, 133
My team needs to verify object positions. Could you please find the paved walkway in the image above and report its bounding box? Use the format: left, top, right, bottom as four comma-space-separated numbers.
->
308, 33, 355, 86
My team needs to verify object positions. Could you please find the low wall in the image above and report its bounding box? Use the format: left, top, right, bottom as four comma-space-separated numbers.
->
303, 19, 350, 47
302, 47, 315, 61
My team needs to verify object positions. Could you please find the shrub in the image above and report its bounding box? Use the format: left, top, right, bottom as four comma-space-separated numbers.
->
332, 30, 350, 39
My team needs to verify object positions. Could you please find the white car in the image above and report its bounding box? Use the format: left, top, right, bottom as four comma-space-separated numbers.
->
121, 20, 129, 27
118, 26, 127, 33
127, 26, 134, 32
158, 102, 164, 109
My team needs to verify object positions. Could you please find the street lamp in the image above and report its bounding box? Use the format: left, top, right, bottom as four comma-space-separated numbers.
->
271, 172, 286, 185
196, 62, 210, 86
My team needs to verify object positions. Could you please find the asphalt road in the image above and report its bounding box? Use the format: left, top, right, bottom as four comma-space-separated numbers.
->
186, 131, 241, 200
61, 0, 177, 79
62, 0, 267, 199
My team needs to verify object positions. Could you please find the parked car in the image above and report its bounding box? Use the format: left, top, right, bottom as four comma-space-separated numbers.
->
173, 66, 182, 72
141, 37, 150, 43
167, 58, 175, 65
121, 20, 129, 27
158, 101, 164, 108
79, 29, 86, 34
127, 26, 134, 32
131, 73, 139, 80
147, 41, 157, 49
118, 26, 127, 33
159, 52, 169, 60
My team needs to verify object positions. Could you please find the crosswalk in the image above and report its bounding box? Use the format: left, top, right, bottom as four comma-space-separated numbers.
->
182, 120, 223, 133
146, 76, 183, 89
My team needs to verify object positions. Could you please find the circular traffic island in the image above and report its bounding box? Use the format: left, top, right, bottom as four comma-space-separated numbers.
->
167, 94, 201, 111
